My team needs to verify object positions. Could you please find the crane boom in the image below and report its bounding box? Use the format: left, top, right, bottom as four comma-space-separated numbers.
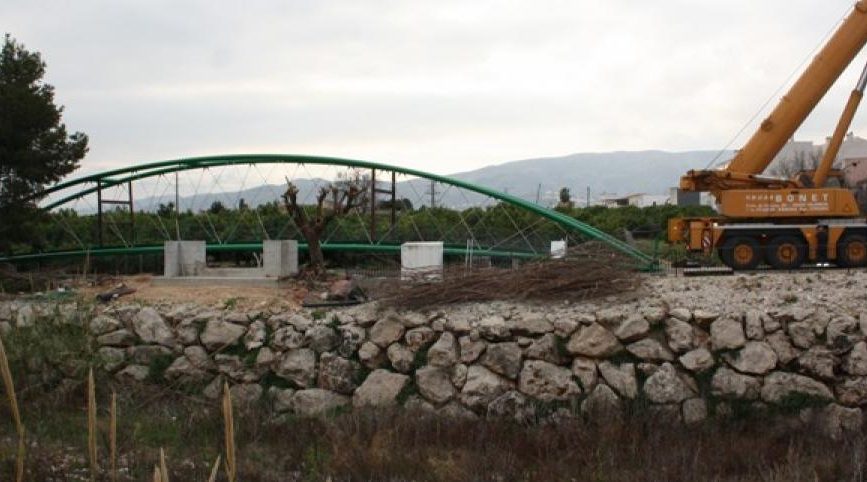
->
682, 1, 867, 192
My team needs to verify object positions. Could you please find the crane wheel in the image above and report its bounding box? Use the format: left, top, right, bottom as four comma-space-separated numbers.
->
765, 235, 806, 270
719, 236, 762, 270
837, 234, 867, 268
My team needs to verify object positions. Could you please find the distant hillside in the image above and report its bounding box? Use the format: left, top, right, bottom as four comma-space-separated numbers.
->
126, 149, 733, 212
444, 150, 734, 206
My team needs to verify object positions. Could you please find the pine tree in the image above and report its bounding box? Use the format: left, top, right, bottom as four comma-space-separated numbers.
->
0, 34, 88, 252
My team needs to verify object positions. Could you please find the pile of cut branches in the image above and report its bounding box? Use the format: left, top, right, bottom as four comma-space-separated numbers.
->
381, 247, 638, 310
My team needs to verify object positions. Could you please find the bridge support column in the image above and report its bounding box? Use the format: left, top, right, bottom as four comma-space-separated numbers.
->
401, 242, 443, 281
164, 241, 206, 277
263, 240, 298, 277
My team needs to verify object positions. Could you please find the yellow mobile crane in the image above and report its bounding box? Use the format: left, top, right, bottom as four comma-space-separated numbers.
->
669, 1, 867, 270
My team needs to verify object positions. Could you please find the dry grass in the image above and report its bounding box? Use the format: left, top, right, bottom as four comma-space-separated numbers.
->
222, 382, 236, 482
0, 332, 24, 482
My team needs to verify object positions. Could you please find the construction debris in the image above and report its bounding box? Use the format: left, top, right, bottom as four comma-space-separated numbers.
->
96, 284, 137, 303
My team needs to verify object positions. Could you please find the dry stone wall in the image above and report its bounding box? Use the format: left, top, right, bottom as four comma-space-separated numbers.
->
3, 272, 867, 438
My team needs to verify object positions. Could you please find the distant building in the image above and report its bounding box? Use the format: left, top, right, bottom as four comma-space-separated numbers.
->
600, 193, 672, 208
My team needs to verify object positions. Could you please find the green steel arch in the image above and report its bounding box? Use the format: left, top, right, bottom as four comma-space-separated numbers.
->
27, 154, 654, 266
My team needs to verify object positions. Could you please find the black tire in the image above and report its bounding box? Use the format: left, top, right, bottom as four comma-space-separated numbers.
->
719, 236, 762, 270
837, 234, 867, 268
765, 235, 806, 270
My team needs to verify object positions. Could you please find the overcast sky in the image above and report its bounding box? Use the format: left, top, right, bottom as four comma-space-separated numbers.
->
5, 0, 867, 178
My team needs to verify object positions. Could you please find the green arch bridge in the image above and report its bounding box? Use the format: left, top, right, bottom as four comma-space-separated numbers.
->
1, 154, 655, 269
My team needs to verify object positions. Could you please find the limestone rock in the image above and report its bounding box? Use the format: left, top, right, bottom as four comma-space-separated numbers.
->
89, 315, 122, 335
97, 347, 126, 372
306, 325, 339, 353
641, 305, 667, 324
487, 390, 536, 424
566, 323, 623, 358
580, 384, 622, 420
244, 320, 267, 350
116, 364, 149, 382
682, 398, 707, 424
481, 342, 523, 379
275, 348, 317, 388
439, 401, 479, 420
597, 362, 637, 399
836, 377, 867, 406
710, 318, 746, 351
200, 320, 246, 351
183, 345, 215, 371
845, 341, 867, 376
595, 307, 624, 328
827, 316, 861, 350
669, 307, 691, 322
518, 360, 581, 402
358, 341, 386, 369
416, 366, 456, 404
451, 363, 468, 389
337, 325, 366, 358
766, 332, 801, 365
787, 322, 816, 349
511, 314, 554, 336
744, 310, 765, 340
572, 357, 598, 391
387, 343, 415, 373
797, 347, 836, 380
15, 304, 34, 327
127, 345, 172, 365
711, 367, 761, 400
288, 313, 314, 332
255, 347, 277, 368
428, 332, 459, 368
643, 363, 695, 404
318, 353, 360, 395
665, 318, 696, 353
679, 348, 714, 373
292, 388, 350, 416
405, 327, 436, 351
353, 369, 410, 408
443, 314, 471, 334
176, 320, 200, 345
459, 336, 486, 364
478, 315, 511, 341
97, 329, 136, 347
271, 388, 296, 412
132, 307, 175, 346
459, 365, 515, 410
229, 383, 263, 408
524, 333, 562, 364
816, 403, 863, 440
693, 309, 720, 324
614, 315, 650, 342
552, 318, 579, 338
761, 371, 833, 405
726, 341, 778, 375
627, 338, 674, 362
271, 326, 305, 351
369, 318, 405, 348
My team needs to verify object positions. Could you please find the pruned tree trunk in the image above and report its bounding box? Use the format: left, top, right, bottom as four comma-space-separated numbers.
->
282, 174, 366, 277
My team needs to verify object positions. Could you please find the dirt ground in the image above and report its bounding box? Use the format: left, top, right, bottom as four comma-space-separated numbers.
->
78, 274, 308, 310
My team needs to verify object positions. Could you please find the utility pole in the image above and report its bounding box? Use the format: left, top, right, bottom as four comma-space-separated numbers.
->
586, 186, 590, 207
425, 180, 439, 208
535, 184, 542, 205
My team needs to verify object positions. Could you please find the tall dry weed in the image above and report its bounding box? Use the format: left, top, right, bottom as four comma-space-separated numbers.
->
0, 332, 24, 482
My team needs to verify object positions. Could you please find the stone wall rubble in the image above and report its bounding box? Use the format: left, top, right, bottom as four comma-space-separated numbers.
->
3, 272, 867, 438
